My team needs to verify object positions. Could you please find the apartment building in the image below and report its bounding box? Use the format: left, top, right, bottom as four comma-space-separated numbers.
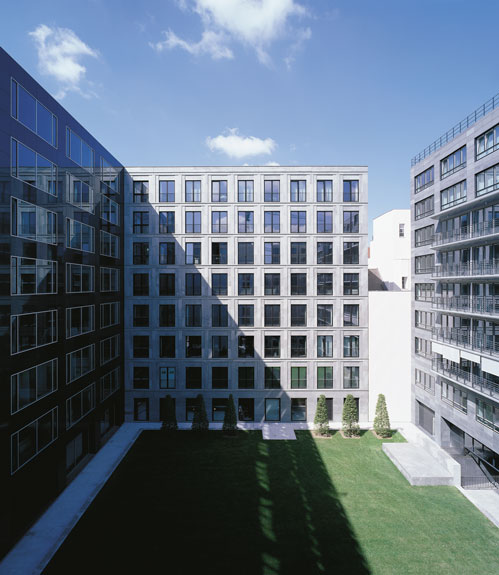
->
411, 95, 499, 468
125, 167, 369, 424
0, 47, 124, 553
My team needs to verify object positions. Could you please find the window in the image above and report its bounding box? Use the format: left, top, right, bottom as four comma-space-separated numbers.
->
344, 366, 359, 389
317, 304, 333, 326
264, 335, 280, 358
343, 242, 359, 264
159, 212, 175, 234
317, 335, 333, 358
133, 211, 149, 234
67, 176, 94, 212
264, 273, 280, 295
100, 302, 119, 328
441, 382, 467, 413
133, 181, 149, 203
11, 257, 57, 295
291, 304, 307, 326
133, 305, 149, 327
160, 367, 176, 389
185, 335, 202, 357
185, 242, 201, 264
238, 211, 254, 233
399, 223, 405, 237
100, 368, 120, 400
100, 267, 119, 292
343, 180, 359, 202
238, 367, 254, 389
185, 180, 201, 202
212, 273, 228, 296
238, 180, 254, 202
317, 211, 332, 233
185, 273, 202, 296
415, 337, 432, 358
415, 310, 433, 330
186, 398, 198, 420
100, 335, 119, 366
66, 127, 94, 172
265, 242, 280, 264
212, 367, 228, 389
291, 335, 307, 357
66, 219, 94, 253
160, 336, 176, 358
415, 283, 434, 302
290, 242, 307, 264
159, 304, 175, 327
265, 367, 281, 389
212, 335, 228, 357
100, 231, 119, 258
212, 211, 228, 233
291, 367, 307, 389
344, 304, 359, 326
238, 336, 254, 358
185, 211, 201, 233
317, 273, 333, 295
133, 336, 149, 358
440, 181, 466, 210
290, 211, 306, 233
415, 166, 434, 193
317, 180, 332, 202
212, 304, 228, 327
317, 367, 333, 389
66, 345, 95, 383
11, 139, 57, 196
159, 273, 175, 296
157, 242, 175, 265
238, 273, 254, 295
265, 398, 280, 421
265, 305, 280, 327
11, 79, 58, 146
343, 211, 359, 233
291, 398, 307, 421
238, 242, 254, 264
291, 273, 307, 295
343, 273, 359, 295
100, 196, 119, 225
414, 225, 434, 247
211, 180, 227, 202
238, 305, 254, 327
212, 242, 227, 265
476, 163, 499, 197
239, 398, 254, 421
265, 180, 280, 202
290, 180, 306, 202
344, 336, 359, 358
65, 306, 93, 339
133, 273, 149, 296
133, 242, 149, 265
476, 123, 499, 160
101, 156, 119, 193
66, 383, 96, 427
441, 146, 466, 179
133, 367, 149, 389
476, 398, 499, 432
185, 305, 202, 327
317, 242, 333, 264
159, 180, 175, 202
11, 358, 58, 414
414, 196, 434, 220
264, 211, 280, 233
415, 254, 434, 274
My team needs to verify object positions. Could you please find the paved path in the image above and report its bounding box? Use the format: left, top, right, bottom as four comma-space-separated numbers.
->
457, 487, 499, 527
262, 423, 297, 440
0, 422, 161, 575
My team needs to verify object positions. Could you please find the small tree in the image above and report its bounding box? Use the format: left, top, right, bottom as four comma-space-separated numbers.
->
373, 393, 391, 438
223, 395, 238, 435
161, 395, 178, 431
314, 395, 329, 436
191, 394, 209, 432
342, 394, 360, 437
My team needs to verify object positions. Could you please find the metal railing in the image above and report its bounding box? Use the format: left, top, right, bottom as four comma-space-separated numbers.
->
411, 93, 499, 166
432, 259, 499, 277
431, 358, 499, 399
462, 449, 499, 490
433, 221, 499, 247
432, 327, 499, 356
432, 296, 499, 316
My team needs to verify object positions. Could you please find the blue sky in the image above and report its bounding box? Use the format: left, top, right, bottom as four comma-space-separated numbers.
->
1, 0, 499, 237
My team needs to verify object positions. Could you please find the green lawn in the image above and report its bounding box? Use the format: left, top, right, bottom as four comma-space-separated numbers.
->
44, 430, 499, 575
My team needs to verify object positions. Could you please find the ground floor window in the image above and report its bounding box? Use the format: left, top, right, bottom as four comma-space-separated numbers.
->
265, 398, 280, 421
212, 398, 228, 422
317, 397, 333, 421
291, 398, 307, 421
417, 400, 434, 435
186, 398, 198, 421
134, 398, 149, 421
159, 397, 175, 421
66, 432, 85, 473
238, 398, 254, 421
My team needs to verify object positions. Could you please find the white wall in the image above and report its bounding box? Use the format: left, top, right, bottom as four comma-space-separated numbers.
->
369, 291, 411, 422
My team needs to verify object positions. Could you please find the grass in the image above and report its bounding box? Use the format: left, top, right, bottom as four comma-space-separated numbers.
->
44, 430, 499, 575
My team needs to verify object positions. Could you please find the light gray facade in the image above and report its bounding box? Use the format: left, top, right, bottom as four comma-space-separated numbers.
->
411, 96, 499, 462
124, 166, 368, 423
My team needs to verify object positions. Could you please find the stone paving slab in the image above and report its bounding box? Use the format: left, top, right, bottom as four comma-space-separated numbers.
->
262, 423, 297, 440
457, 487, 499, 527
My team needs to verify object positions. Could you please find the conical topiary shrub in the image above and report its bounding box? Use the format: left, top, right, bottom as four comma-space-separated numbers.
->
161, 395, 178, 431
342, 394, 360, 437
191, 394, 209, 432
373, 393, 391, 438
314, 395, 329, 436
223, 394, 237, 435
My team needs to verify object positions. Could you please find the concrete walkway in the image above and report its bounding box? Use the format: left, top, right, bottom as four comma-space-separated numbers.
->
0, 422, 160, 575
262, 423, 297, 440
457, 487, 499, 527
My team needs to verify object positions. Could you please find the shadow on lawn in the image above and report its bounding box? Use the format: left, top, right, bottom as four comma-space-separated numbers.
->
43, 430, 370, 575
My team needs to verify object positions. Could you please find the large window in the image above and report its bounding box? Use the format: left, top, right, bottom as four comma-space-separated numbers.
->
317, 180, 332, 202
291, 273, 307, 295
186, 273, 202, 296
264, 304, 280, 327
133, 242, 149, 265
159, 304, 176, 327
133, 273, 149, 296
100, 267, 119, 292
317, 273, 333, 295
66, 383, 96, 428
185, 212, 201, 233
212, 242, 227, 264
290, 242, 307, 264
101, 231, 119, 258
101, 196, 119, 225
185, 305, 202, 327
415, 283, 434, 302
476, 398, 499, 432
238, 242, 254, 264
11, 310, 57, 354
343, 180, 359, 202
66, 127, 94, 172
290, 211, 306, 233
291, 304, 307, 326
343, 211, 359, 233
160, 212, 175, 234
264, 211, 280, 233
265, 398, 280, 421
264, 180, 280, 202
185, 335, 202, 357
414, 225, 434, 247
212, 367, 228, 389
212, 211, 228, 233
67, 344, 95, 383
317, 211, 332, 233
317, 304, 333, 326
440, 181, 466, 210
414, 196, 434, 220
238, 367, 254, 389
343, 242, 359, 264
317, 242, 333, 264
415, 166, 434, 193
343, 273, 359, 295
133, 181, 149, 203
133, 336, 149, 358
185, 180, 201, 202
344, 335, 359, 357
238, 273, 254, 295
415, 254, 434, 274
212, 273, 228, 296
11, 138, 57, 196
476, 123, 499, 160
160, 367, 176, 389
101, 367, 120, 400
343, 366, 359, 389
238, 211, 254, 233
212, 335, 228, 357
441, 145, 466, 179
290, 180, 306, 202
159, 242, 175, 264
160, 336, 176, 358
11, 358, 58, 414
476, 163, 499, 198
159, 180, 175, 202
317, 367, 333, 389
159, 273, 175, 296
291, 398, 307, 421
66, 219, 94, 253
238, 305, 254, 327
67, 175, 94, 212
265, 367, 281, 389
133, 305, 149, 327
100, 302, 119, 328
344, 304, 359, 326
291, 367, 307, 389
185, 242, 201, 264
100, 335, 119, 366
238, 180, 254, 202
11, 257, 57, 295
264, 273, 280, 295
317, 335, 333, 358
238, 336, 254, 358
264, 335, 280, 358
212, 305, 228, 328
11, 198, 56, 244
265, 242, 280, 264
291, 335, 307, 357
211, 180, 227, 202
133, 211, 149, 234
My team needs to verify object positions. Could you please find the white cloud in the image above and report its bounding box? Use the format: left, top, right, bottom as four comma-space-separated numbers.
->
206, 128, 277, 159
265, 161, 280, 166
29, 24, 98, 99
152, 0, 310, 65
284, 25, 311, 69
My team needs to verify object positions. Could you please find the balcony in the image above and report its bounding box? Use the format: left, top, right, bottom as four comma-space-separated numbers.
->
431, 358, 499, 400
432, 259, 499, 279
432, 296, 499, 318
432, 327, 499, 358
433, 221, 499, 248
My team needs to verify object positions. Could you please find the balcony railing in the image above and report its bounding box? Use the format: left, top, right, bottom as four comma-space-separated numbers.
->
433, 221, 499, 247
432, 296, 499, 316
431, 358, 499, 399
432, 259, 499, 278
432, 327, 499, 357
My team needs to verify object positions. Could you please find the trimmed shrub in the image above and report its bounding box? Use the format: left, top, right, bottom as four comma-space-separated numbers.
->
223, 395, 238, 435
373, 393, 391, 438
342, 394, 360, 437
314, 395, 329, 436
161, 394, 178, 431
191, 394, 209, 432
